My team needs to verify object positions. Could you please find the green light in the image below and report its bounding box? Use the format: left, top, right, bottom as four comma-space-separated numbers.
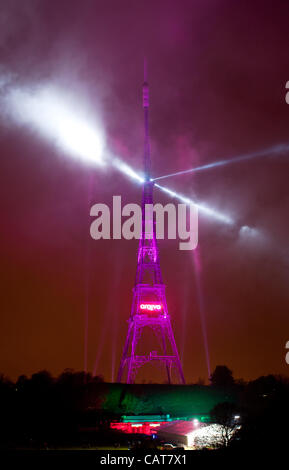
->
121, 414, 170, 423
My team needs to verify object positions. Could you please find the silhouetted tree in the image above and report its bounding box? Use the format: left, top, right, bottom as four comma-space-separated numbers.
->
210, 366, 235, 388
237, 375, 289, 449
0, 374, 15, 446
210, 401, 241, 447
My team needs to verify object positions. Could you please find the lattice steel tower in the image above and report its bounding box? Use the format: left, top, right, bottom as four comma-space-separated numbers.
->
117, 69, 185, 384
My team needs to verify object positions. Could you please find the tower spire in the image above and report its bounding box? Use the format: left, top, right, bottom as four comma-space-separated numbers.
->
142, 58, 150, 180
117, 69, 185, 385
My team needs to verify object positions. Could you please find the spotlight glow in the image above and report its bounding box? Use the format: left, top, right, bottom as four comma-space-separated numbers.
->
187, 423, 232, 448
56, 117, 103, 164
153, 142, 289, 181
4, 84, 257, 232
109, 159, 234, 225
239, 225, 261, 241
109, 158, 234, 225
112, 157, 144, 183
155, 183, 234, 225
239, 225, 258, 237
5, 85, 105, 165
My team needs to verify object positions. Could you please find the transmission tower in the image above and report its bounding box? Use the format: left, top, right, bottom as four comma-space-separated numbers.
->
117, 68, 185, 384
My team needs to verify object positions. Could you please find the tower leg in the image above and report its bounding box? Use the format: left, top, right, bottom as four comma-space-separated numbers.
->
167, 320, 185, 384
117, 322, 133, 383
161, 327, 171, 384
126, 322, 137, 384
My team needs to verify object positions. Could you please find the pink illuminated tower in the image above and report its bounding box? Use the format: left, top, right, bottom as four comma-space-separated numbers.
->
117, 69, 185, 384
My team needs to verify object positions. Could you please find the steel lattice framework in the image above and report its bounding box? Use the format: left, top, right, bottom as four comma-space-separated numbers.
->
117, 71, 185, 384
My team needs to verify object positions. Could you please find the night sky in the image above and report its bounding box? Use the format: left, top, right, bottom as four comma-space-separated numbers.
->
1, 0, 289, 383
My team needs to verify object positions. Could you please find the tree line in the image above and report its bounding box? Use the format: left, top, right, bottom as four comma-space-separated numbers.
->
0, 366, 288, 450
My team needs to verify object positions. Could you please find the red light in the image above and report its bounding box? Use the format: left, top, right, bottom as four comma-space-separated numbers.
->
140, 303, 162, 312
110, 422, 164, 435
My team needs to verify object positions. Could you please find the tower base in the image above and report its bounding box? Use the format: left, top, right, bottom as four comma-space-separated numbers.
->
117, 314, 185, 384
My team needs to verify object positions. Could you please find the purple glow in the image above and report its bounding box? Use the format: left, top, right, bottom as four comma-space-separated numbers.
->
117, 75, 185, 384
83, 173, 95, 375
152, 142, 289, 181
192, 247, 211, 380
140, 303, 162, 312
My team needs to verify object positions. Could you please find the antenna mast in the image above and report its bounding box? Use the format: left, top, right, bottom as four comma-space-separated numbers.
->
117, 63, 185, 384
